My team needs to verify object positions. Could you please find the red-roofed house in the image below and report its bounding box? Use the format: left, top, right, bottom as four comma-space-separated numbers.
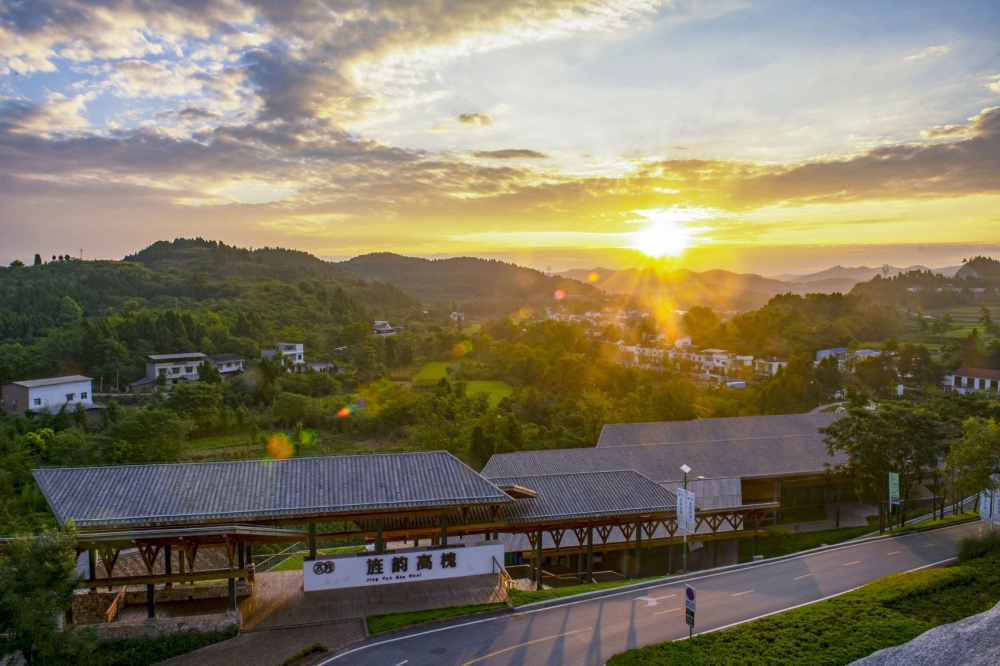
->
945, 367, 1000, 394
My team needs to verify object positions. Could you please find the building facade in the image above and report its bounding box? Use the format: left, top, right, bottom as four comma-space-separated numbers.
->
1, 375, 94, 417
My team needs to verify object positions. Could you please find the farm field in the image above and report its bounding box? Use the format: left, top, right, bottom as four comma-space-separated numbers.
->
465, 380, 513, 407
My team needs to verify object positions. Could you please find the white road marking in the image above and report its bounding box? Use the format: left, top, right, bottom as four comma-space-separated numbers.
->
634, 594, 676, 607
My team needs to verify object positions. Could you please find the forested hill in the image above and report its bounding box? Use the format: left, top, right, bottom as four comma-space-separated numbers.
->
0, 239, 417, 385
338, 253, 599, 303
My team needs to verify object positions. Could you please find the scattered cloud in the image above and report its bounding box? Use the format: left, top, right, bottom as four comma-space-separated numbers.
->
458, 113, 494, 127
470, 149, 546, 159
905, 45, 951, 61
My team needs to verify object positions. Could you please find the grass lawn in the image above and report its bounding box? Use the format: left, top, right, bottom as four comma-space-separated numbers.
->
776, 505, 828, 525
465, 380, 513, 407
269, 546, 365, 572
739, 510, 979, 563
414, 361, 450, 384
184, 433, 254, 451
608, 548, 1000, 665
367, 602, 507, 634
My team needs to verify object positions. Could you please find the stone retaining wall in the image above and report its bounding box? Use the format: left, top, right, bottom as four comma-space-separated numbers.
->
87, 610, 242, 644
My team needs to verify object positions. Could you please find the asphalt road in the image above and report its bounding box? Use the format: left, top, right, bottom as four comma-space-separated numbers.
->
323, 521, 983, 666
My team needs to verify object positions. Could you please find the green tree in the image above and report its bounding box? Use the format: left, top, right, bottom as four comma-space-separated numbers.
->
0, 527, 94, 665
948, 418, 1000, 497
197, 360, 222, 384
56, 296, 83, 327
103, 409, 191, 463
978, 307, 995, 337
165, 382, 223, 434
815, 355, 842, 399
32, 254, 41, 267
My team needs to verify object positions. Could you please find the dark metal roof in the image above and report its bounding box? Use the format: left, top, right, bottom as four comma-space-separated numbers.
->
597, 413, 841, 448
33, 452, 512, 530
482, 435, 847, 484
953, 367, 1000, 381
207, 353, 244, 363
485, 471, 677, 524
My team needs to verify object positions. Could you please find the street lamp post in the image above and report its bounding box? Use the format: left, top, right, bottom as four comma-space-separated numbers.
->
681, 464, 691, 573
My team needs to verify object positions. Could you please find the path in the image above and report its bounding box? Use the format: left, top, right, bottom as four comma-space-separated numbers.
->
322, 521, 983, 666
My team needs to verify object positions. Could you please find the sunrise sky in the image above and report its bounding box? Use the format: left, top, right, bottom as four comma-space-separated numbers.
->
2, 0, 999, 274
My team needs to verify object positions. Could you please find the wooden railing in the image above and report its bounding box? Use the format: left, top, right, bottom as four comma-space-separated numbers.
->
493, 556, 515, 591
105, 586, 127, 623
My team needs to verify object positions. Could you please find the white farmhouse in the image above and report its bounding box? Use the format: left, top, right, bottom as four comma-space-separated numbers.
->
1, 375, 93, 418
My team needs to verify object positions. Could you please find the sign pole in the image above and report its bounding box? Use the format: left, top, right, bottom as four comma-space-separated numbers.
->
683, 468, 688, 573
685, 585, 696, 639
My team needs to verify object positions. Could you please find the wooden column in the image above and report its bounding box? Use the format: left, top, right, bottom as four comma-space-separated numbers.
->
147, 583, 155, 619
237, 541, 245, 582
752, 535, 758, 557
376, 519, 384, 555
228, 578, 236, 612
668, 543, 673, 574
164, 546, 173, 589
634, 520, 642, 579
441, 515, 449, 547
88, 550, 97, 594
712, 540, 718, 568
492, 526, 499, 541
308, 523, 317, 561
246, 544, 253, 566
535, 528, 543, 589
586, 526, 594, 583
577, 552, 582, 583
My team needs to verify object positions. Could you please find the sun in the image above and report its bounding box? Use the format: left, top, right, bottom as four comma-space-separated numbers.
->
626, 207, 714, 258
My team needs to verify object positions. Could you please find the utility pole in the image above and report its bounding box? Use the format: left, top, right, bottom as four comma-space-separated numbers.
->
681, 463, 690, 573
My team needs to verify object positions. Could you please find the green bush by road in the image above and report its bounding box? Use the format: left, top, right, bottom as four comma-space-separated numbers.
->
609, 543, 1000, 665
367, 602, 506, 634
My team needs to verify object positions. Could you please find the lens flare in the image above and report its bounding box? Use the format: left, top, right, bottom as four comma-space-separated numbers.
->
337, 406, 351, 418
626, 207, 714, 258
355, 398, 367, 408
554, 289, 566, 300
266, 434, 293, 459
588, 272, 600, 282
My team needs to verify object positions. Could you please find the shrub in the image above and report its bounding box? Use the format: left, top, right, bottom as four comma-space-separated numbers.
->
957, 529, 1000, 562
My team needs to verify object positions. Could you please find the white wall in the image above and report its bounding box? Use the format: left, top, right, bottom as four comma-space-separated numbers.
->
27, 379, 93, 412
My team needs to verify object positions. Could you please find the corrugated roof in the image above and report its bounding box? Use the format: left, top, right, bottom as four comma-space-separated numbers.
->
482, 435, 846, 484
147, 353, 207, 361
207, 353, 244, 363
597, 413, 840, 448
33, 452, 512, 530
484, 471, 676, 523
9, 375, 92, 388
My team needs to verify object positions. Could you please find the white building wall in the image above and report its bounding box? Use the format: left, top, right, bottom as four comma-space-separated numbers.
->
27, 380, 93, 412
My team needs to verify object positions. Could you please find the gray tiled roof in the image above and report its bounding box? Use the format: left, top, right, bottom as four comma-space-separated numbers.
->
33, 452, 512, 529
597, 413, 841, 448
485, 471, 677, 523
9, 375, 92, 388
482, 434, 846, 484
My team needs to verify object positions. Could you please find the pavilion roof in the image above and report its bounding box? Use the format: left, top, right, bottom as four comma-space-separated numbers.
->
33, 452, 512, 530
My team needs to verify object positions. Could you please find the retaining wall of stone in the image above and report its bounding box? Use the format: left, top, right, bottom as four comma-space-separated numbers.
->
73, 582, 252, 625
87, 610, 242, 643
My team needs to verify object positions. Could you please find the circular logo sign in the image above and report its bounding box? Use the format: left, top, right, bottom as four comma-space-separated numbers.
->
313, 561, 335, 575
686, 588, 695, 601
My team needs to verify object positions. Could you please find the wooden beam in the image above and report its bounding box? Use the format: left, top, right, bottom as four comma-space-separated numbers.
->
81, 568, 251, 589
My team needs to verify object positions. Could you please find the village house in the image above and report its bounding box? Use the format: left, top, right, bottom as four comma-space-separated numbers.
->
944, 367, 1000, 394
1, 375, 95, 418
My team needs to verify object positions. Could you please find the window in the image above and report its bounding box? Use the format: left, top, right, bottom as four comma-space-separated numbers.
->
33, 398, 41, 406
184, 366, 193, 374
81, 392, 88, 399
66, 393, 75, 401
171, 367, 180, 374
158, 368, 166, 376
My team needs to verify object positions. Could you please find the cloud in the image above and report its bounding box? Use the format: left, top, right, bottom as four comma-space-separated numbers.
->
470, 149, 546, 159
987, 74, 1000, 94
458, 113, 494, 127
0, 93, 92, 133
905, 45, 951, 61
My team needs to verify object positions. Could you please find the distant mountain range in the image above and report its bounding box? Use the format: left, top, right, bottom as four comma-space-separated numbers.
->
766, 264, 962, 283
337, 253, 600, 304
556, 263, 962, 312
